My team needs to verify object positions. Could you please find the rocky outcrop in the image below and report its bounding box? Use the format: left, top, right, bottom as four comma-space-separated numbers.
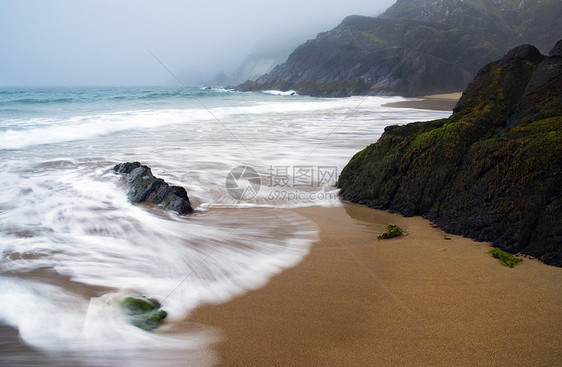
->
237, 0, 562, 97
338, 42, 562, 266
113, 162, 193, 215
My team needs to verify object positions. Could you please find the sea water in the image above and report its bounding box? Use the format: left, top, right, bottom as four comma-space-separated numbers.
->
0, 87, 450, 366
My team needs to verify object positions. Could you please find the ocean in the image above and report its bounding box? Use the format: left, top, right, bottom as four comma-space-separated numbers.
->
0, 87, 450, 366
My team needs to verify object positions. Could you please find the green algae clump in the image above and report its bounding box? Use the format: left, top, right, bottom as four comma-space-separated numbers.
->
489, 248, 523, 268
120, 296, 168, 331
378, 224, 404, 239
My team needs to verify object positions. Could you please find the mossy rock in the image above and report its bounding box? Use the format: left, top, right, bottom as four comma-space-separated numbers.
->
120, 296, 168, 331
378, 224, 404, 239
339, 42, 562, 266
488, 248, 523, 268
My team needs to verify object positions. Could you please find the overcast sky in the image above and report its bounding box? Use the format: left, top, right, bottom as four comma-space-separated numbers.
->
0, 0, 396, 86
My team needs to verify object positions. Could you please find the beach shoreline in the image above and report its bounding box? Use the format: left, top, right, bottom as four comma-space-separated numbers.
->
189, 203, 562, 366
383, 92, 462, 111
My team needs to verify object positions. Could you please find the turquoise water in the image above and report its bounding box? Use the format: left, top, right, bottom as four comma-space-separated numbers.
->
0, 87, 450, 366
0, 87, 235, 118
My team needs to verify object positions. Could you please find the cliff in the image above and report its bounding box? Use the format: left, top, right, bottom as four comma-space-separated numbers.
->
227, 49, 294, 85
338, 41, 562, 266
237, 0, 562, 97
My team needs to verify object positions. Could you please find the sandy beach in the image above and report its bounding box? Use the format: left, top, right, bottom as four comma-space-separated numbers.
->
383, 92, 463, 111
190, 203, 562, 366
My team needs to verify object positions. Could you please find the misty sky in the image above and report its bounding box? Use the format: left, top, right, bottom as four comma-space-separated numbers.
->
0, 0, 396, 86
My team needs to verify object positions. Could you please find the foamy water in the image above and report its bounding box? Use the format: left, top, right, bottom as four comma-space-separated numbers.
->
0, 87, 450, 365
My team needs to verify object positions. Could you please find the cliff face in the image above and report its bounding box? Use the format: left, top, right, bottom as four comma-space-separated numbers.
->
227, 50, 290, 85
237, 0, 562, 97
338, 41, 562, 266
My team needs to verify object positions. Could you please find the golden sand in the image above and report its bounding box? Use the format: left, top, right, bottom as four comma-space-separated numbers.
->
383, 92, 462, 111
189, 203, 562, 366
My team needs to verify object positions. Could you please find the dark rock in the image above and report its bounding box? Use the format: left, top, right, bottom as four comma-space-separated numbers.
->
119, 296, 168, 331
113, 162, 193, 215
515, 42, 562, 121
236, 1, 562, 97
549, 39, 562, 57
338, 41, 562, 267
452, 44, 546, 125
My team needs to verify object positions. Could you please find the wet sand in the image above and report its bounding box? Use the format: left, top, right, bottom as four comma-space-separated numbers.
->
189, 203, 562, 366
383, 92, 462, 111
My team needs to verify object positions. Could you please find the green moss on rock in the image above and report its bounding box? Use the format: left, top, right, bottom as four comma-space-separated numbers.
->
338, 42, 562, 266
120, 296, 168, 331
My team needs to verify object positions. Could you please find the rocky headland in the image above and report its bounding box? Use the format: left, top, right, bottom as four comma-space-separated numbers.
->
338, 40, 562, 266
237, 0, 562, 97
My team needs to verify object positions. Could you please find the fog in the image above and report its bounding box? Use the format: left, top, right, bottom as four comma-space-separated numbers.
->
0, 0, 395, 86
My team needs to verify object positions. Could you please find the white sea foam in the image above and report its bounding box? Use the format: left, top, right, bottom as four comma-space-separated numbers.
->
0, 108, 213, 150
0, 89, 451, 365
0, 278, 219, 366
262, 89, 298, 96
0, 159, 317, 360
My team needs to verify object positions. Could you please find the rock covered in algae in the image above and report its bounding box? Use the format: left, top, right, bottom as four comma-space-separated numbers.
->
119, 296, 168, 331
